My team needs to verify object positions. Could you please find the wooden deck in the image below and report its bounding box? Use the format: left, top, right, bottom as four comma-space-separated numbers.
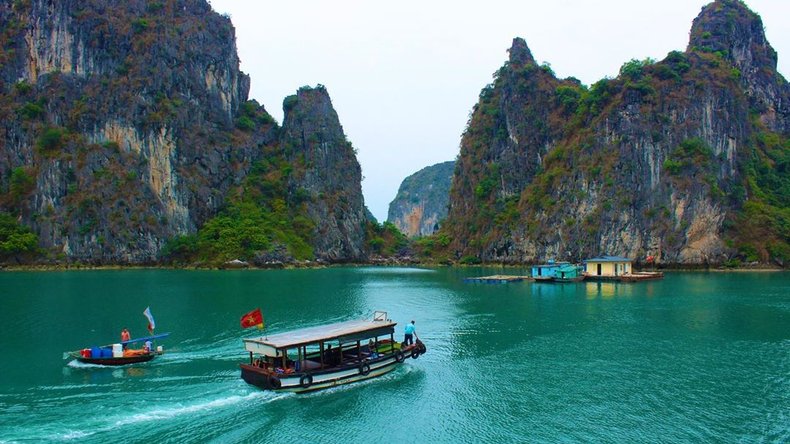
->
584, 271, 664, 282
464, 275, 533, 283
619, 271, 664, 282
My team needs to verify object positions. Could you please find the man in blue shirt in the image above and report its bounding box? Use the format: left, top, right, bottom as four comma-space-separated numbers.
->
404, 320, 416, 346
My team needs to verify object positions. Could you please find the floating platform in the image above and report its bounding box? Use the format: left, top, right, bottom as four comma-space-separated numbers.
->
464, 275, 533, 283
619, 271, 664, 282
584, 271, 664, 282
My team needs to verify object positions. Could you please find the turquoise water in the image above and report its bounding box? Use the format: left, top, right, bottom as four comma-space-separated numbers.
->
0, 268, 788, 443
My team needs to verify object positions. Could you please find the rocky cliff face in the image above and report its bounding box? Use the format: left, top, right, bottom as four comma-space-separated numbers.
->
387, 161, 454, 238
0, 1, 366, 264
281, 86, 366, 261
442, 0, 789, 266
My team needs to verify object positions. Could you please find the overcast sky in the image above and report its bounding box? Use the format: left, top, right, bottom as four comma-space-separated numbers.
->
209, 0, 789, 222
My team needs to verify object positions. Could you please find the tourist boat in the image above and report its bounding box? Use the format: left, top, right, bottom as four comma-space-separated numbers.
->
240, 312, 426, 393
65, 333, 170, 366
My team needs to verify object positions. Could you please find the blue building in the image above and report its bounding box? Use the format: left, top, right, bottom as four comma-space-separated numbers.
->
531, 260, 570, 280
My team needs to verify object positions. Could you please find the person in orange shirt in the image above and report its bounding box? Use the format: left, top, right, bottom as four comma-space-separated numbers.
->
121, 328, 131, 349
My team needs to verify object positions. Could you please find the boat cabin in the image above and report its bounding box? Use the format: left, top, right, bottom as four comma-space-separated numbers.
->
244, 318, 396, 372
583, 256, 632, 278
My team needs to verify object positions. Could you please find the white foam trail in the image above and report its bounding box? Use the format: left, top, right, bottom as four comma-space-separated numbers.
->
60, 430, 92, 440
113, 391, 286, 427
65, 360, 143, 369
46, 390, 290, 441
36, 383, 121, 391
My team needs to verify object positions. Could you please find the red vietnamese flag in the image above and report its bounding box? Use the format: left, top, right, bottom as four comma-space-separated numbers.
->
240, 308, 264, 329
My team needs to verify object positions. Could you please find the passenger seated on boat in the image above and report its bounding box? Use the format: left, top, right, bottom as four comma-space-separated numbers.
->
324, 345, 334, 365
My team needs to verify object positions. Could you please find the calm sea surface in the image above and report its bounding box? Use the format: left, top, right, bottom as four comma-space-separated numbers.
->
0, 268, 788, 443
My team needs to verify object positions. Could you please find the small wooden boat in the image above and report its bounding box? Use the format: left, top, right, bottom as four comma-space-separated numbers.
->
65, 333, 170, 366
240, 312, 426, 393
69, 350, 158, 366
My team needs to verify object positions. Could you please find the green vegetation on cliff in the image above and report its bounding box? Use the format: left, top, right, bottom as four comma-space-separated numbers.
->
365, 221, 408, 256
0, 212, 39, 262
161, 140, 314, 265
0, 1, 367, 265
432, 0, 789, 267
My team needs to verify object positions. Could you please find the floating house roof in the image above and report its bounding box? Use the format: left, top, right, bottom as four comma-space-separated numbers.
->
583, 255, 633, 263
533, 261, 569, 268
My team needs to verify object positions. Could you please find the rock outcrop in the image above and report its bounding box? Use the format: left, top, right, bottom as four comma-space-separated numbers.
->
0, 1, 366, 264
387, 161, 454, 238
441, 0, 789, 266
281, 86, 366, 261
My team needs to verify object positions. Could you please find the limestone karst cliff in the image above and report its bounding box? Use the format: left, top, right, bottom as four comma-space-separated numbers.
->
440, 0, 789, 266
280, 86, 367, 261
0, 0, 366, 264
387, 161, 454, 238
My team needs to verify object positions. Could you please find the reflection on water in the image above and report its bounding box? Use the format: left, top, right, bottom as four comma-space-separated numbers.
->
583, 281, 638, 299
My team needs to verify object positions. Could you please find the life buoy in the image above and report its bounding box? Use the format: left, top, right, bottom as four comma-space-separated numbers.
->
268, 375, 282, 389
299, 374, 313, 388
359, 362, 371, 375
395, 351, 405, 363
411, 349, 420, 359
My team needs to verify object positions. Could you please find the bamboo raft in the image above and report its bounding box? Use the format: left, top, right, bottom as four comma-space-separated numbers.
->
464, 275, 533, 283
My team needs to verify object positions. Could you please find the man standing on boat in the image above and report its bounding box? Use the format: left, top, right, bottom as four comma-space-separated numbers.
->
121, 328, 131, 349
404, 320, 416, 346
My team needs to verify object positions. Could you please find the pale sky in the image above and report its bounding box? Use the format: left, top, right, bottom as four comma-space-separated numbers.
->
209, 0, 789, 222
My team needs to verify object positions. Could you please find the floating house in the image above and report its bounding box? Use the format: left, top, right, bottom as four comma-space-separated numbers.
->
531, 260, 569, 281
583, 256, 632, 279
554, 264, 584, 282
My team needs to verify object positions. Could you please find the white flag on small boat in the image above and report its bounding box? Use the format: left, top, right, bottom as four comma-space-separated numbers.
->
143, 306, 156, 333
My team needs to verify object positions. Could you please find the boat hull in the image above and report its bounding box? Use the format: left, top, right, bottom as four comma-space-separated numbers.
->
71, 354, 155, 366
242, 343, 425, 394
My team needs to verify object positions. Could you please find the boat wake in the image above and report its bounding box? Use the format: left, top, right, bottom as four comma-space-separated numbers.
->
113, 391, 281, 426
65, 360, 132, 369
48, 390, 291, 441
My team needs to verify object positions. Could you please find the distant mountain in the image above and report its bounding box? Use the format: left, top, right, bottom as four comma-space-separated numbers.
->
440, 0, 789, 266
0, 0, 366, 264
387, 161, 454, 238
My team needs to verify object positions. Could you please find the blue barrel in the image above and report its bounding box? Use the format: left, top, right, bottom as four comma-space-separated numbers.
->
90, 347, 102, 358
101, 348, 112, 358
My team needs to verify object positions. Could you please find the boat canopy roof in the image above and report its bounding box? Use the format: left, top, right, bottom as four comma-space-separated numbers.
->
244, 319, 397, 351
